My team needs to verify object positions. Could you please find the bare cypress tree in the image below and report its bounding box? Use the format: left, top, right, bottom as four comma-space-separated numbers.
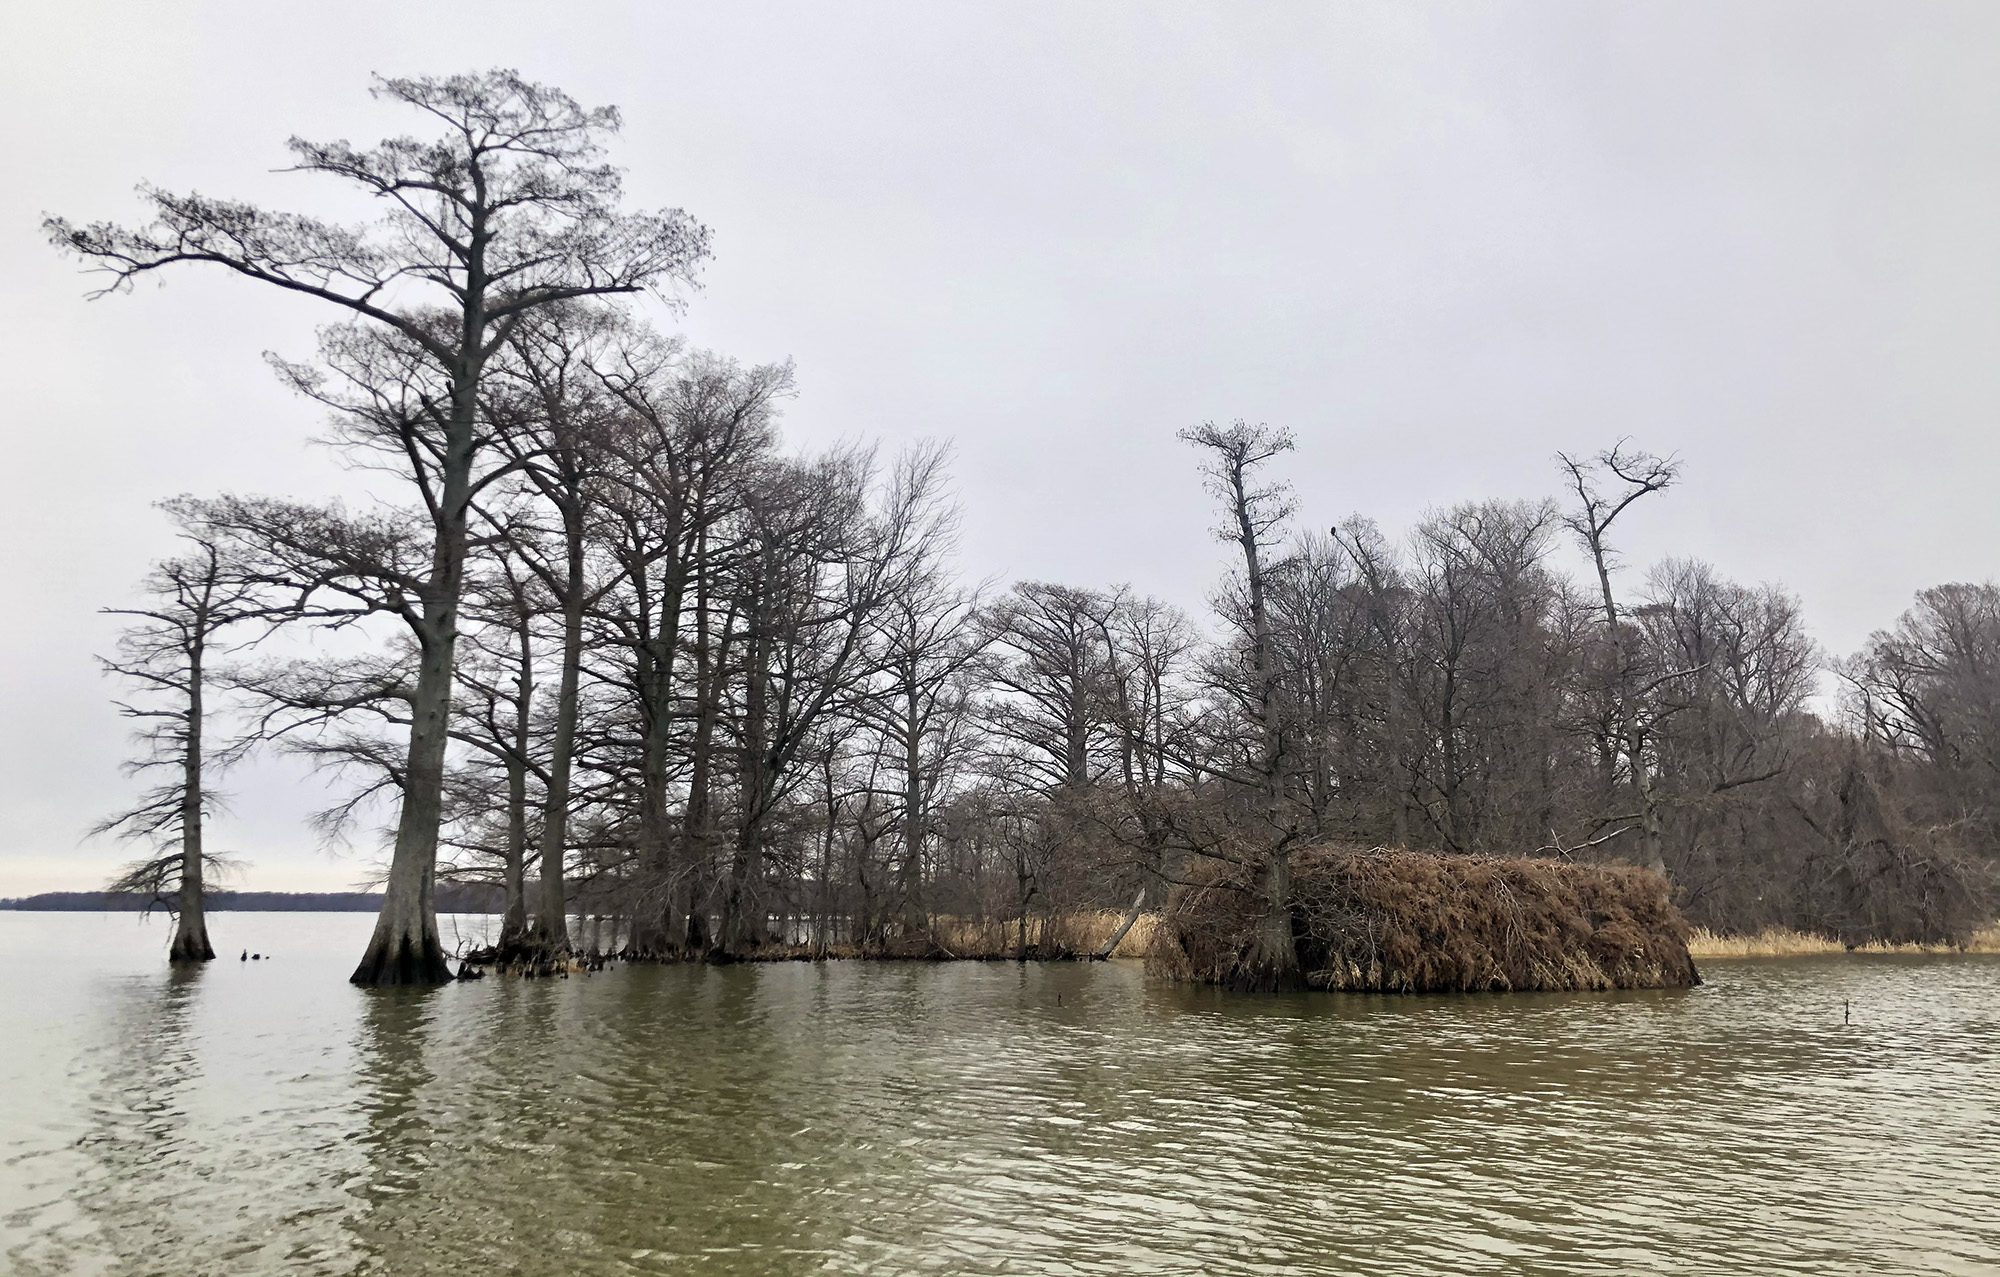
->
850, 458, 981, 938
593, 347, 788, 954
94, 514, 264, 963
48, 70, 709, 983
1179, 420, 1302, 990
1091, 592, 1200, 956
979, 583, 1122, 795
444, 554, 547, 948
480, 306, 633, 956
1558, 442, 1682, 876
716, 444, 958, 955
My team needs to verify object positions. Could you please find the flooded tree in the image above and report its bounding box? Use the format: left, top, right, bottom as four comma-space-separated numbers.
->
94, 510, 265, 962
443, 555, 547, 948
1179, 420, 1304, 990
1090, 593, 1202, 955
481, 306, 631, 957
593, 347, 790, 956
852, 495, 984, 937
49, 69, 711, 984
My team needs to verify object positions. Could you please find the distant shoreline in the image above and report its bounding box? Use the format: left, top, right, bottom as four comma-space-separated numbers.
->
0, 887, 505, 913
10, 897, 1997, 961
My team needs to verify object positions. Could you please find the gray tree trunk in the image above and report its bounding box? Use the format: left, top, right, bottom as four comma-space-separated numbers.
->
898, 674, 927, 934
531, 515, 587, 954
1095, 887, 1148, 959
170, 637, 214, 963
1229, 460, 1301, 990
350, 357, 481, 986
1587, 531, 1667, 877
500, 614, 533, 949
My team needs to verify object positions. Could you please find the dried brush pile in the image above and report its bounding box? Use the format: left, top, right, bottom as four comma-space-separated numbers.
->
1149, 847, 1699, 993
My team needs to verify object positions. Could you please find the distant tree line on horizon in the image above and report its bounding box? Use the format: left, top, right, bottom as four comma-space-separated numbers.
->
0, 886, 505, 913
51, 70, 1997, 983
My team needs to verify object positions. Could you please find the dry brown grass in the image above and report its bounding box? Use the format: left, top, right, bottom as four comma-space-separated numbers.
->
1150, 847, 1698, 993
1688, 923, 2000, 958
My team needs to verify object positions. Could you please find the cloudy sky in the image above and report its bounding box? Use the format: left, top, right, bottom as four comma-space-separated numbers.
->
2, 1, 1994, 894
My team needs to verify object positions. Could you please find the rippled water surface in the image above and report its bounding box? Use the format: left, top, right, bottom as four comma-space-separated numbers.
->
2, 912, 1996, 1275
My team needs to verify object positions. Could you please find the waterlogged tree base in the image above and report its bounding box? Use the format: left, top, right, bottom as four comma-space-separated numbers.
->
350, 930, 452, 986
459, 933, 597, 978
168, 922, 215, 964
1223, 936, 1307, 993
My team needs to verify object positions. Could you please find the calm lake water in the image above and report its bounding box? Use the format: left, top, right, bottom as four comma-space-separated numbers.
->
1, 912, 1995, 1276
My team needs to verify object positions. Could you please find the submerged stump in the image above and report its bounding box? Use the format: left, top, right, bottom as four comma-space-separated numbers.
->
1150, 847, 1699, 993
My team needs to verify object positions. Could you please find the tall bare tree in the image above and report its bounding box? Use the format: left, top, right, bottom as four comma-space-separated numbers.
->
851, 473, 982, 935
979, 583, 1122, 795
1558, 441, 1682, 875
1180, 419, 1301, 989
592, 346, 788, 953
481, 305, 632, 954
94, 513, 264, 962
1090, 592, 1201, 956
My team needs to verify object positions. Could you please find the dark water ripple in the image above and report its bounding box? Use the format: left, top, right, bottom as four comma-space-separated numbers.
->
2, 913, 1997, 1275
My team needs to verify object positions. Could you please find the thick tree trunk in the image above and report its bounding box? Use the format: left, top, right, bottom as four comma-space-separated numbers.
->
722, 768, 773, 955
681, 546, 722, 954
1230, 463, 1301, 989
629, 628, 672, 955
1228, 851, 1302, 991
817, 760, 838, 954
720, 565, 771, 958
351, 621, 453, 984
626, 552, 687, 958
170, 658, 214, 963
499, 611, 533, 949
722, 827, 765, 956
351, 358, 479, 986
1016, 854, 1034, 957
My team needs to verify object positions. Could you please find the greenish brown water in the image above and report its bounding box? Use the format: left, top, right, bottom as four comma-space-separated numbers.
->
2, 912, 1996, 1276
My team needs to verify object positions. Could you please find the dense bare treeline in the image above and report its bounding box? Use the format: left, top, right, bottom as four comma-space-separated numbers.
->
58, 71, 1997, 982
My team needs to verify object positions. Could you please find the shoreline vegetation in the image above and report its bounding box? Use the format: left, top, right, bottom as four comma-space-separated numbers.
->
47, 69, 2000, 988
464, 850, 1706, 992
11, 888, 1998, 967
0, 886, 506, 913
1685, 924, 2000, 958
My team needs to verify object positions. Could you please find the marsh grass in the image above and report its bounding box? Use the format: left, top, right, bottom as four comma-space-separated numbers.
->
1688, 923, 2000, 958
1150, 848, 1699, 993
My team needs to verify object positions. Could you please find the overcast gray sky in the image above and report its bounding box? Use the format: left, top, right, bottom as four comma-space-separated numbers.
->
3, 1, 1994, 894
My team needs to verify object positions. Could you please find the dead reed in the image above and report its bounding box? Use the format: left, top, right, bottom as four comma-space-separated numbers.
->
1687, 923, 2000, 958
1149, 847, 1699, 993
